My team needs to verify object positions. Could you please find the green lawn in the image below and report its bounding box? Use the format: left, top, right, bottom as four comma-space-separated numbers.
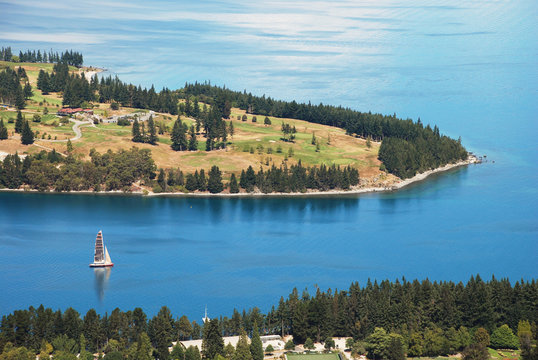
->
287, 353, 340, 360
488, 348, 520, 360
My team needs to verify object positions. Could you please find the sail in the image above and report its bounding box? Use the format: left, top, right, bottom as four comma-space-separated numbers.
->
94, 231, 104, 263
105, 246, 112, 264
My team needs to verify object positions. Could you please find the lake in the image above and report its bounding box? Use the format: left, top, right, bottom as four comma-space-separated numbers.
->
0, 0, 537, 319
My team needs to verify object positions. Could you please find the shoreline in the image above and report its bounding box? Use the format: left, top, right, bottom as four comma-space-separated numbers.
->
0, 155, 479, 198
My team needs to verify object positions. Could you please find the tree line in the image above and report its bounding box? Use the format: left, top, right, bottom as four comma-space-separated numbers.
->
0, 275, 537, 360
0, 148, 156, 192
0, 47, 83, 67
180, 82, 468, 179
0, 147, 360, 194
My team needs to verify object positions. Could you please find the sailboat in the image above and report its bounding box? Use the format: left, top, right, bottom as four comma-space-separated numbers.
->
89, 230, 114, 267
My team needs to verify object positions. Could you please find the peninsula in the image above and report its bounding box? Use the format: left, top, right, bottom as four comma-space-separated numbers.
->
0, 47, 474, 195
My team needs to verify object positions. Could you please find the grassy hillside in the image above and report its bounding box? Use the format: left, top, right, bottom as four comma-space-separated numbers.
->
0, 61, 395, 185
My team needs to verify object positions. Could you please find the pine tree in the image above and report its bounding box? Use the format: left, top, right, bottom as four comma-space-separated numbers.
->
229, 173, 239, 193
157, 169, 166, 191
15, 110, 25, 134
136, 332, 153, 360
15, 85, 25, 110
23, 83, 32, 99
132, 119, 143, 143
207, 166, 224, 193
171, 119, 188, 151
21, 120, 34, 145
250, 322, 264, 360
197, 169, 207, 191
228, 121, 235, 139
0, 119, 8, 140
66, 139, 73, 154
188, 125, 198, 151
147, 115, 158, 144
202, 319, 224, 360
234, 330, 252, 360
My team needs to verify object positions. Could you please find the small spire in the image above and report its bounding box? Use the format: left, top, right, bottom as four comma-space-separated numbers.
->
202, 305, 209, 323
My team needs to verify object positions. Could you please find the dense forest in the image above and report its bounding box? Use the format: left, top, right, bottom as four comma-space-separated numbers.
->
0, 275, 536, 360
0, 47, 83, 67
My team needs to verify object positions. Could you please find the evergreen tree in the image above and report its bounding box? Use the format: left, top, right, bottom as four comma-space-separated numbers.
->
15, 110, 24, 133
197, 169, 207, 191
188, 125, 198, 150
229, 173, 239, 193
234, 330, 252, 360
171, 119, 188, 151
228, 121, 235, 138
250, 322, 264, 360
15, 85, 26, 109
150, 306, 174, 360
157, 169, 166, 191
147, 115, 158, 144
66, 139, 73, 154
132, 119, 143, 143
202, 319, 224, 360
491, 325, 519, 349
23, 83, 32, 99
207, 166, 224, 193
0, 119, 8, 140
136, 332, 153, 360
21, 121, 34, 145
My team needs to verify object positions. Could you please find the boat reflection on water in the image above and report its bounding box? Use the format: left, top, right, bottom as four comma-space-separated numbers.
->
94, 267, 111, 301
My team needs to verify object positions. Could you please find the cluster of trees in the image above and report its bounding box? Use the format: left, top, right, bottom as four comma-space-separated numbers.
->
170, 119, 198, 151
37, 63, 94, 108
239, 163, 360, 193
181, 82, 468, 179
0, 305, 272, 360
0, 148, 156, 192
377, 131, 467, 179
182, 166, 223, 194
0, 47, 13, 61
94, 75, 179, 114
10, 48, 83, 67
132, 117, 159, 145
1, 275, 537, 360
0, 67, 30, 109
178, 97, 232, 151
1, 110, 36, 144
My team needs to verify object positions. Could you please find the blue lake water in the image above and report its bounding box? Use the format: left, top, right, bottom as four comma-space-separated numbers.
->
0, 0, 537, 319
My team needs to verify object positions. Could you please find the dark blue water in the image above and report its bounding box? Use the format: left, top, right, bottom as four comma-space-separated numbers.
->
0, 0, 537, 318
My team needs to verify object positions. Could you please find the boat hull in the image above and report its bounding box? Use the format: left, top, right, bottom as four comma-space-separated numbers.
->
89, 263, 114, 267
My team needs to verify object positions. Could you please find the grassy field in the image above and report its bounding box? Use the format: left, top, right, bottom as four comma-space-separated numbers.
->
287, 353, 340, 360
0, 60, 396, 185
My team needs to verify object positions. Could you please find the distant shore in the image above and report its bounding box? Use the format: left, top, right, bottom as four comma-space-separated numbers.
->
0, 155, 479, 198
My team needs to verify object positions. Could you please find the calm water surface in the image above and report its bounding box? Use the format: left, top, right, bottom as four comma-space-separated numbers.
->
0, 0, 537, 318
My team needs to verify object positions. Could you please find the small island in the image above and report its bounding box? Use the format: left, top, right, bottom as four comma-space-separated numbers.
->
0, 47, 476, 196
